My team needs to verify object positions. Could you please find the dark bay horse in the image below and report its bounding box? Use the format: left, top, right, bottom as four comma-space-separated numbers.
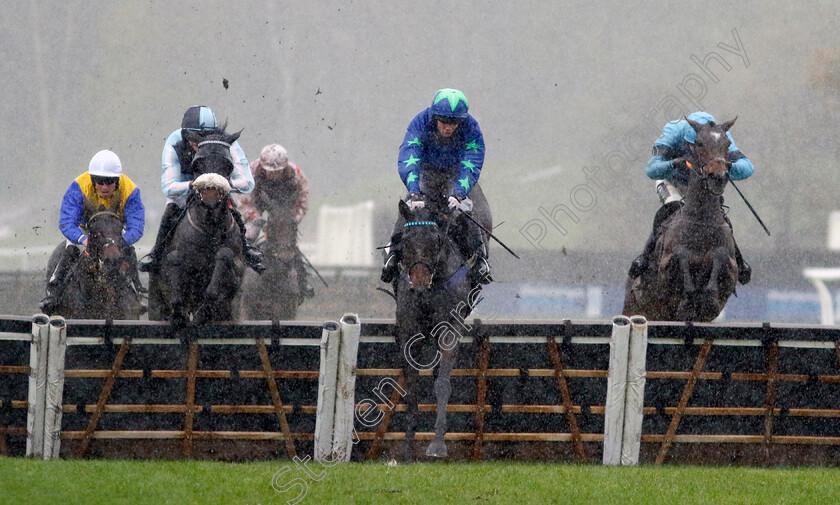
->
148, 128, 245, 327
239, 202, 303, 320
623, 117, 740, 321
44, 211, 143, 319
391, 199, 483, 459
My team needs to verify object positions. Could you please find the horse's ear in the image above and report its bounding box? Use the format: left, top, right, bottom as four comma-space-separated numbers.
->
227, 129, 243, 144
685, 116, 702, 132
182, 128, 202, 144
398, 199, 412, 220
720, 116, 737, 132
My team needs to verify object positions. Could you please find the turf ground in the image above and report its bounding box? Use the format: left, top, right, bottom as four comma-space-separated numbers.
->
2, 457, 839, 505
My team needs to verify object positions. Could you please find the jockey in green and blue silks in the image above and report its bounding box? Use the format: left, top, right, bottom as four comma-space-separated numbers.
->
383, 89, 492, 287
397, 88, 485, 201
646, 111, 753, 203
628, 111, 754, 284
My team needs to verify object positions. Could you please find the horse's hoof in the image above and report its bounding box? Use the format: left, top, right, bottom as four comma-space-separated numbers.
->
425, 439, 448, 458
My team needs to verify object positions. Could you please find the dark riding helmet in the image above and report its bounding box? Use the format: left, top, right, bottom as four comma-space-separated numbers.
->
181, 106, 217, 132
430, 88, 469, 120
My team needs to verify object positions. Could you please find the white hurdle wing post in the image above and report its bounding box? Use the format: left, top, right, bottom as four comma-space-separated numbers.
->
43, 316, 67, 460
603, 315, 631, 465
26, 314, 51, 458
621, 316, 648, 465
314, 321, 341, 462
331, 314, 361, 462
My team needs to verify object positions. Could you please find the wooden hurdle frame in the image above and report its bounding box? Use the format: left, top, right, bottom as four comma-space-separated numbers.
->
4, 316, 840, 465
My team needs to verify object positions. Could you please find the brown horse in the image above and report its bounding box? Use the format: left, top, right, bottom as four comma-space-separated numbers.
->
623, 118, 739, 321
44, 211, 143, 319
239, 214, 303, 320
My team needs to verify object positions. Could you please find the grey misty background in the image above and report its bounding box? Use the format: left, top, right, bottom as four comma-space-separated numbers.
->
2, 1, 840, 317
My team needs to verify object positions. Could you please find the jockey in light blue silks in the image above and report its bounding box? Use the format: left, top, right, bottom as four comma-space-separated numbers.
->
40, 150, 146, 313
138, 105, 265, 274
629, 111, 754, 284
381, 88, 493, 285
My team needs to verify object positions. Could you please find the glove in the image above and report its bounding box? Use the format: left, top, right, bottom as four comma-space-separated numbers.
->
448, 196, 472, 212
447, 196, 460, 211
671, 157, 689, 173
407, 193, 425, 210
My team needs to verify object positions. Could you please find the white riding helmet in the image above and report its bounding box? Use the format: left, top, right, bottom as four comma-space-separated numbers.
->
259, 144, 289, 172
88, 150, 123, 177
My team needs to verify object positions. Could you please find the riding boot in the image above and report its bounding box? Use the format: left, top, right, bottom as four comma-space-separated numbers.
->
139, 203, 182, 273
722, 213, 752, 285
454, 214, 492, 285
231, 206, 266, 274
39, 246, 81, 315
629, 201, 681, 278
469, 243, 492, 285
380, 233, 402, 284
295, 254, 315, 298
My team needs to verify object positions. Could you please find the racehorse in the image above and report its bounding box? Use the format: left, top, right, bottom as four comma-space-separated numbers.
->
623, 117, 740, 321
44, 210, 143, 319
239, 195, 303, 320
148, 127, 245, 327
391, 198, 484, 459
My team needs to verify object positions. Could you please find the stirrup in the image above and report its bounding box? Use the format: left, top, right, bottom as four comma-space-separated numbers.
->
628, 255, 646, 278
138, 257, 157, 273
244, 247, 266, 274
738, 261, 752, 285
470, 257, 492, 285
301, 282, 315, 299
39, 295, 60, 315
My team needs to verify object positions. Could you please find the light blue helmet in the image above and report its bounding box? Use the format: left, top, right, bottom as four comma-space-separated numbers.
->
181, 105, 217, 131
430, 89, 469, 119
683, 111, 716, 144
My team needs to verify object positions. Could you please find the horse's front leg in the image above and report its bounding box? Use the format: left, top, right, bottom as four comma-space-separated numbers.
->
400, 360, 419, 463
672, 245, 696, 294
195, 247, 236, 324
703, 246, 733, 298
394, 317, 419, 463
696, 246, 734, 320
165, 250, 188, 328
426, 344, 457, 458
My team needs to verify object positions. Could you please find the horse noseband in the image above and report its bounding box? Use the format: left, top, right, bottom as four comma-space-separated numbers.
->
407, 259, 435, 288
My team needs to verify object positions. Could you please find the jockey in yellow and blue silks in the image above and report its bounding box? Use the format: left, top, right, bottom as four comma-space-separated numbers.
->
382, 88, 492, 285
40, 150, 146, 313
629, 111, 754, 284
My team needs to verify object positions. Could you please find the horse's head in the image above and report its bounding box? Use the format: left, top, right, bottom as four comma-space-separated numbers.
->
685, 116, 737, 196
86, 211, 125, 262
397, 199, 450, 292
182, 126, 242, 180
192, 173, 232, 213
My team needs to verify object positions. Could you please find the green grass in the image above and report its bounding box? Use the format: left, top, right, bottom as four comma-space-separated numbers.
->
2, 457, 840, 505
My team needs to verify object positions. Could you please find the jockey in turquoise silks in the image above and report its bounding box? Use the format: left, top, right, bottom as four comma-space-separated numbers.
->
629, 111, 754, 284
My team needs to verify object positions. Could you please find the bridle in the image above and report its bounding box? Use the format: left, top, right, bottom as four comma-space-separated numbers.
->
686, 152, 729, 197
402, 219, 447, 289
